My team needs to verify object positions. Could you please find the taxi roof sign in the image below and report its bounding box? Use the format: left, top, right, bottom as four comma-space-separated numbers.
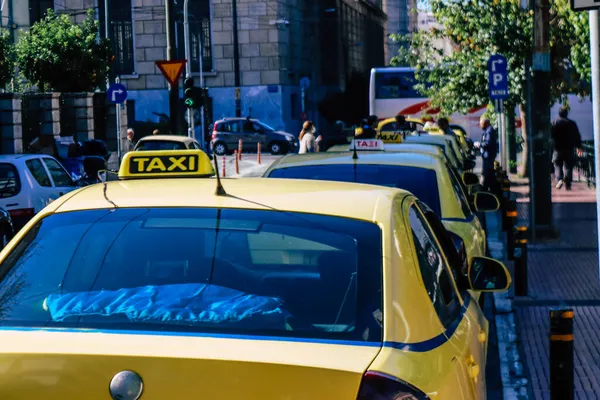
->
118, 150, 215, 180
349, 139, 385, 151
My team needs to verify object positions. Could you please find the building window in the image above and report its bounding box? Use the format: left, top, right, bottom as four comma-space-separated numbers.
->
100, 0, 135, 76
175, 0, 213, 73
29, 0, 54, 26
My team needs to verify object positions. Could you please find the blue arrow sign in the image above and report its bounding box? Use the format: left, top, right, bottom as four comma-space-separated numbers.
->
487, 54, 509, 100
107, 83, 128, 104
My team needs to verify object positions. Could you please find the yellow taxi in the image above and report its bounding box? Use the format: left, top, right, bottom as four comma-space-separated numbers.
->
326, 142, 482, 205
264, 140, 499, 263
0, 148, 510, 399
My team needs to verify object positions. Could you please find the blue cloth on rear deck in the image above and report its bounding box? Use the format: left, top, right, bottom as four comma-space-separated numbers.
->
44, 283, 289, 327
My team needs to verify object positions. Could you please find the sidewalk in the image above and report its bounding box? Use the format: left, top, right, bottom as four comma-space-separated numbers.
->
505, 179, 600, 399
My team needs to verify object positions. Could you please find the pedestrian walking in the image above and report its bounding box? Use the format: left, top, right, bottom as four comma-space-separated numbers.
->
479, 115, 498, 192
298, 121, 316, 154
551, 106, 583, 191
125, 128, 136, 153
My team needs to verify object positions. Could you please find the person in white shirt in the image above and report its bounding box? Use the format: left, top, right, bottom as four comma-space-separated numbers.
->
298, 121, 316, 154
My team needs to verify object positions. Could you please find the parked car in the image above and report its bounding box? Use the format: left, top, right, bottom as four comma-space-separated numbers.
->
134, 135, 203, 151
211, 117, 298, 155
0, 207, 14, 248
0, 155, 80, 231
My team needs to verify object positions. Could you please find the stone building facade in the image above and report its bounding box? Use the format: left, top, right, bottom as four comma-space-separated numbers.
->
6, 0, 386, 136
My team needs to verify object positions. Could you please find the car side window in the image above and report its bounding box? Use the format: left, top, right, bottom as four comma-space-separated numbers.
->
26, 159, 52, 187
42, 158, 73, 187
409, 205, 462, 328
446, 165, 473, 217
380, 122, 395, 132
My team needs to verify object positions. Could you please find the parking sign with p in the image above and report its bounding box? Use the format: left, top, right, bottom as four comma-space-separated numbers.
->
488, 54, 509, 100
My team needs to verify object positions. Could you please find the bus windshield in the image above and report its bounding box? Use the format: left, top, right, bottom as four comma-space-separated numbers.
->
374, 70, 431, 99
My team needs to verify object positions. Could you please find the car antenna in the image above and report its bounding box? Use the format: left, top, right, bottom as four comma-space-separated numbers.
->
98, 169, 118, 208
212, 153, 227, 196
352, 124, 359, 160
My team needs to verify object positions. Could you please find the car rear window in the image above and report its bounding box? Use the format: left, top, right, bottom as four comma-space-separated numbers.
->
0, 208, 383, 343
0, 163, 21, 198
268, 164, 442, 217
136, 140, 187, 151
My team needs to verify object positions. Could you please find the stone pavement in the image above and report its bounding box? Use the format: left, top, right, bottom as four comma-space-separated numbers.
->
507, 179, 600, 400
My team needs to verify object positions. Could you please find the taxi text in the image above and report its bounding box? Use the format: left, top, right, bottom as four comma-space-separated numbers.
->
129, 154, 199, 174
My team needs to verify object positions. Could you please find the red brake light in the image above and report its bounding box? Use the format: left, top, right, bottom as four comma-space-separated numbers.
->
357, 371, 429, 400
8, 208, 34, 219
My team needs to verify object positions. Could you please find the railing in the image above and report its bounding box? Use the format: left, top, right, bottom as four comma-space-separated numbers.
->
576, 141, 596, 187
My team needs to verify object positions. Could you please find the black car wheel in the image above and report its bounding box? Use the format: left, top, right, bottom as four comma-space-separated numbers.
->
270, 142, 286, 155
213, 142, 228, 156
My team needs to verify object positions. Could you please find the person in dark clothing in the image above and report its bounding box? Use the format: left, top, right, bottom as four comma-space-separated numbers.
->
479, 115, 498, 192
437, 117, 456, 137
551, 106, 582, 190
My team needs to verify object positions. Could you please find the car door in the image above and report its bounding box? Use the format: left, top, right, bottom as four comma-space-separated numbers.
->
239, 120, 260, 151
41, 157, 76, 198
407, 204, 486, 400
222, 121, 244, 148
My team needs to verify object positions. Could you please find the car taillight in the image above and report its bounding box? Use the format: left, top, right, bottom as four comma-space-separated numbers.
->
8, 208, 35, 219
357, 371, 429, 400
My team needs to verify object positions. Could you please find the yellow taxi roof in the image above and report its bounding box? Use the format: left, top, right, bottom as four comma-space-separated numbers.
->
137, 135, 197, 144
50, 178, 412, 223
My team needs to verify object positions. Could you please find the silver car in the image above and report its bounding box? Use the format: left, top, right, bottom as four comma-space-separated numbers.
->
210, 118, 299, 155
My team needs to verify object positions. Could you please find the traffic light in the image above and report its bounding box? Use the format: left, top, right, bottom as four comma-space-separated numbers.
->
184, 77, 195, 108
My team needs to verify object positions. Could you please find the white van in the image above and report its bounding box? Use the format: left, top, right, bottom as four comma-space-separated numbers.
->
0, 155, 78, 231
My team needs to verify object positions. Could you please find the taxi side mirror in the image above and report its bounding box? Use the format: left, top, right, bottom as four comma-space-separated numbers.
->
468, 257, 511, 292
462, 172, 479, 186
474, 191, 500, 212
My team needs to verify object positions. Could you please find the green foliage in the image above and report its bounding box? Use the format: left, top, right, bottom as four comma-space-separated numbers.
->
0, 29, 15, 89
16, 9, 112, 93
391, 0, 590, 115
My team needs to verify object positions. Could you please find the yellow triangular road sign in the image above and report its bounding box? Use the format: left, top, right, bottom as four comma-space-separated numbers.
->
156, 60, 187, 87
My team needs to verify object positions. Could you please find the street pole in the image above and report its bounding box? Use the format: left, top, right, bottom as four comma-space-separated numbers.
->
166, 0, 179, 134
232, 0, 242, 117
199, 37, 206, 149
500, 100, 508, 170
530, 0, 553, 233
104, 0, 110, 90
183, 0, 194, 139
116, 76, 122, 162
589, 10, 600, 278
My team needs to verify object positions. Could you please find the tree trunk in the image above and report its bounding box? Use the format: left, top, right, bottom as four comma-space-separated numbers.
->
518, 103, 529, 177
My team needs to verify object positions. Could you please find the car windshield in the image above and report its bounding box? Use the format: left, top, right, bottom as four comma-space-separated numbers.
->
256, 121, 275, 131
0, 208, 383, 343
136, 141, 187, 151
268, 164, 442, 217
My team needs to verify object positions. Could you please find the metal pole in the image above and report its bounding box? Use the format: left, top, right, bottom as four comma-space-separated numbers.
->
199, 25, 206, 149
104, 0, 110, 90
589, 10, 600, 279
183, 0, 194, 139
116, 76, 122, 162
232, 0, 241, 117
166, 0, 179, 134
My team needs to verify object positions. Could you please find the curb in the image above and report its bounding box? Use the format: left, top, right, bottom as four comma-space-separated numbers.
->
488, 224, 530, 399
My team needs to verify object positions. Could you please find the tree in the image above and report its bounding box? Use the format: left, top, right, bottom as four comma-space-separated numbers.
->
0, 30, 15, 90
392, 0, 590, 176
16, 9, 112, 93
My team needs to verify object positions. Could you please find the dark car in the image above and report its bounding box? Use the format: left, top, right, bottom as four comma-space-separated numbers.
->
0, 207, 14, 248
210, 117, 299, 156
